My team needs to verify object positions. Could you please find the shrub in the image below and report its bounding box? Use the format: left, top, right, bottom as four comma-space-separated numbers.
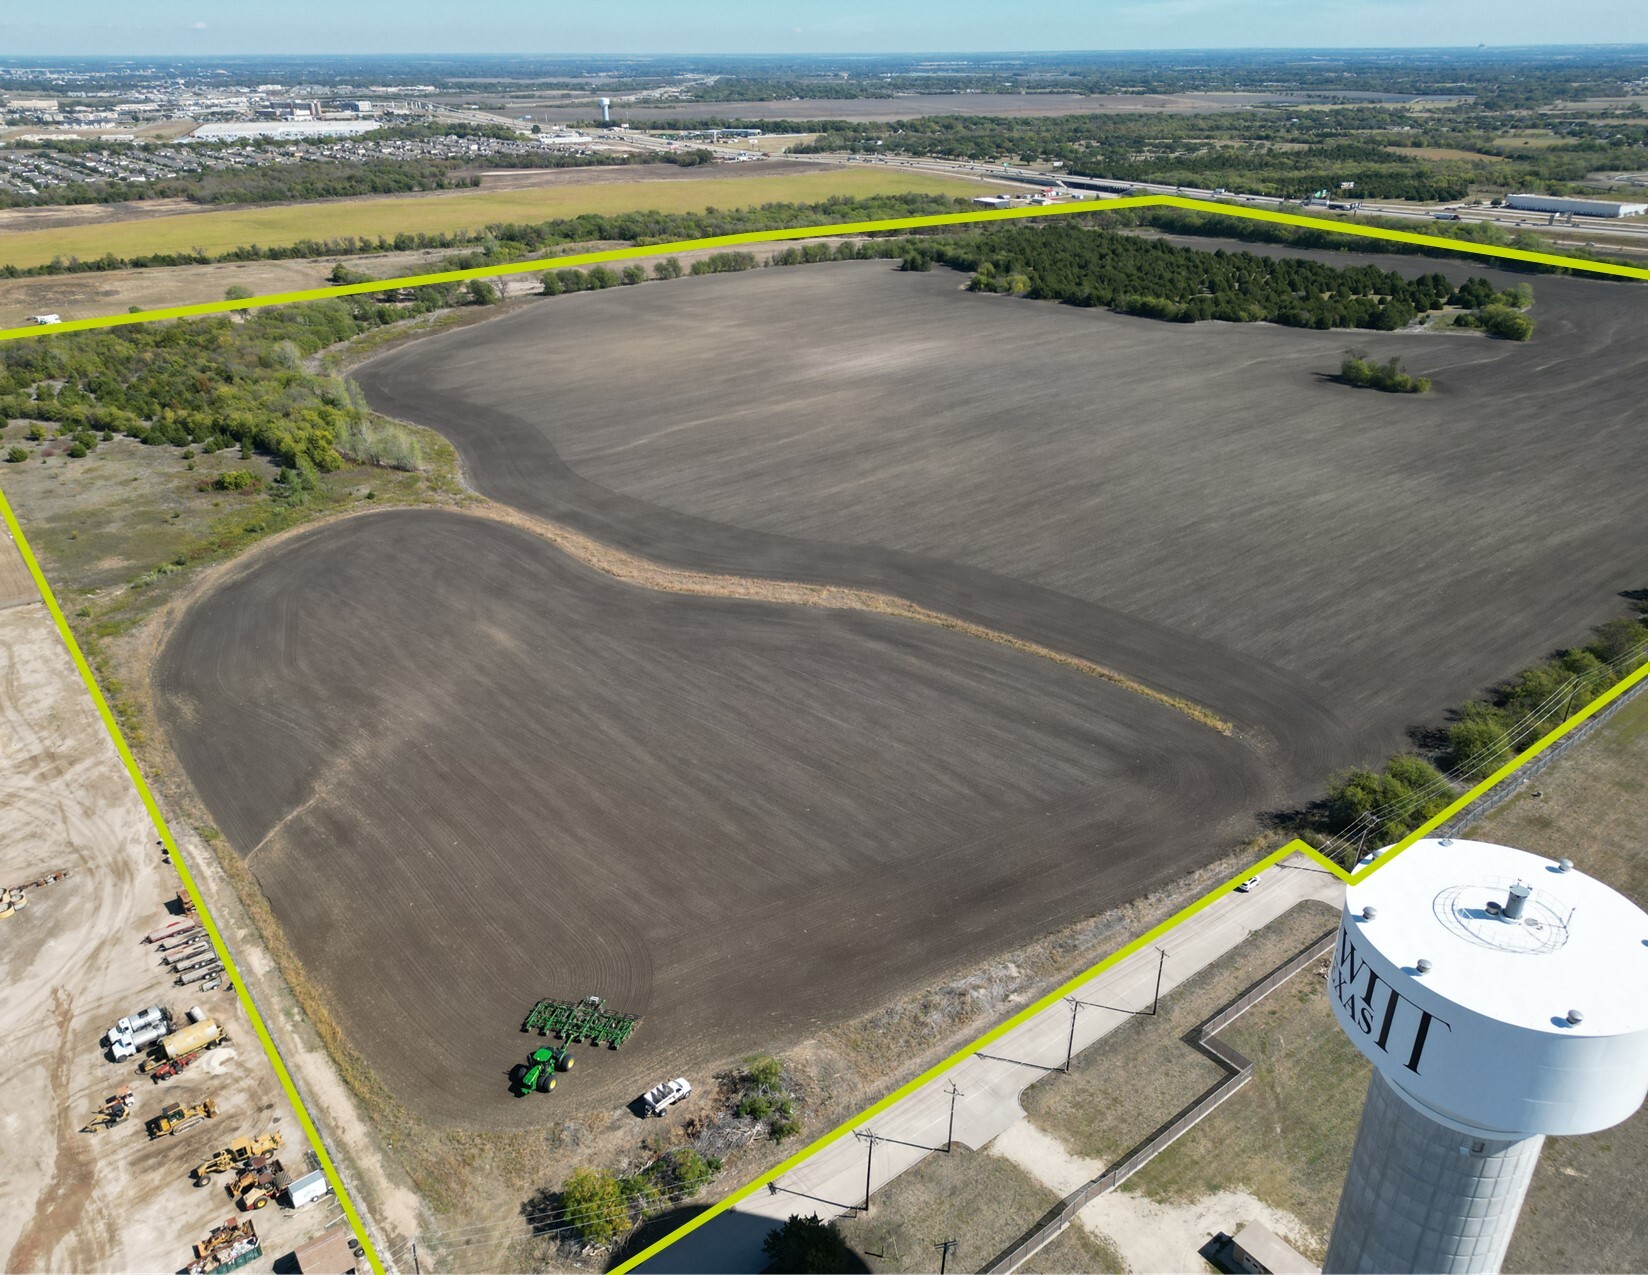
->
1340, 350, 1429, 393
587, 265, 620, 289
67, 441, 88, 458
212, 469, 258, 491
539, 272, 564, 295
561, 1168, 628, 1245
1478, 304, 1534, 341
653, 257, 685, 280
621, 264, 647, 285
224, 285, 254, 301
466, 279, 499, 306
6, 445, 26, 463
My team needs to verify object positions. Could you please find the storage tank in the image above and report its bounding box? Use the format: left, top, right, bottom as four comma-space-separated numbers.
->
187, 1005, 207, 1024
110, 1020, 170, 1060
116, 1005, 169, 1037
1324, 838, 1647, 1273
160, 1018, 224, 1059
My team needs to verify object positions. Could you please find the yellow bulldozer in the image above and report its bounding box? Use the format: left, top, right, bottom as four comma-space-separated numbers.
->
191, 1131, 284, 1183
147, 1099, 218, 1138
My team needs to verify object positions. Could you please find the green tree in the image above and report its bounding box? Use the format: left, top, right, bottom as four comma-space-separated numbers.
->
1478, 305, 1534, 340
621, 264, 647, 285
540, 272, 564, 295
466, 279, 499, 306
762, 1214, 855, 1274
653, 257, 685, 280
561, 1168, 628, 1245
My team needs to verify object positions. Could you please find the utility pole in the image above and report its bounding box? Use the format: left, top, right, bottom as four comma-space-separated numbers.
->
944, 1081, 963, 1152
411, 1241, 420, 1275
934, 1238, 958, 1273
1149, 947, 1167, 1015
855, 1129, 881, 1214
1064, 996, 1081, 1074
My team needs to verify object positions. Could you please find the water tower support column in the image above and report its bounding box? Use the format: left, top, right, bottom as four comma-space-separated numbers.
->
1324, 1070, 1543, 1273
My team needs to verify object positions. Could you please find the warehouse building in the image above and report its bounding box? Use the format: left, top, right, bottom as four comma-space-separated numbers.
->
1504, 193, 1648, 217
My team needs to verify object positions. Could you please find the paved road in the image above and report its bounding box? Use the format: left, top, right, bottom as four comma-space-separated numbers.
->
639, 852, 1345, 1273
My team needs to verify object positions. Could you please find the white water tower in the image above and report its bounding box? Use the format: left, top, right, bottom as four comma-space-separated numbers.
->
598, 97, 612, 126
1324, 837, 1647, 1273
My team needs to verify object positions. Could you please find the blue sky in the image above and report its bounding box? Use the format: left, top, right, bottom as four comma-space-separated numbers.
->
1, 0, 1645, 56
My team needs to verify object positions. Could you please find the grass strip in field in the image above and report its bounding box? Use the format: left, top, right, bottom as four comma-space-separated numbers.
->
0, 483, 388, 1275
0, 195, 1643, 347
468, 501, 1232, 733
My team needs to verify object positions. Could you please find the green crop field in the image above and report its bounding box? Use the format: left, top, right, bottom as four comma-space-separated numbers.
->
0, 169, 981, 270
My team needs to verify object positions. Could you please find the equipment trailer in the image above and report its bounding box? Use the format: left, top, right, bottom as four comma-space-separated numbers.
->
522, 995, 640, 1048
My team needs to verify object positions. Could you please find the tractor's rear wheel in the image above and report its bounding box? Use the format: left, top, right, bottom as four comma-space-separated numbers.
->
537, 1071, 554, 1093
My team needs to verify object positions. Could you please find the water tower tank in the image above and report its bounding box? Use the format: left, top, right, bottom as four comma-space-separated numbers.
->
598, 97, 612, 125
1324, 837, 1647, 1273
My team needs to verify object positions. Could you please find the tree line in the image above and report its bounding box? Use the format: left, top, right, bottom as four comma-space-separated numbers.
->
0, 288, 486, 487
1312, 614, 1645, 849
904, 223, 1517, 331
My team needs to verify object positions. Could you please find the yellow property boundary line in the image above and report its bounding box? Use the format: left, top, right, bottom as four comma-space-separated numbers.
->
614, 659, 1648, 1273
0, 193, 1644, 348
0, 193, 1642, 1274
0, 486, 388, 1275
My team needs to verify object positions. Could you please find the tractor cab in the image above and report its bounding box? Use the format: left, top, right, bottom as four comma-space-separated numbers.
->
512, 1045, 573, 1096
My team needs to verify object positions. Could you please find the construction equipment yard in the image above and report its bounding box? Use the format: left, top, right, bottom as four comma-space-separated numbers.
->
0, 533, 348, 1273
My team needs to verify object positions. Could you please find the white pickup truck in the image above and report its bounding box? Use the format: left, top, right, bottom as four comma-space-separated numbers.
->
641, 1077, 691, 1117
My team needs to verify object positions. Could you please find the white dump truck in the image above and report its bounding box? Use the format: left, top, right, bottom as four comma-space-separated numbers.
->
642, 1077, 691, 1117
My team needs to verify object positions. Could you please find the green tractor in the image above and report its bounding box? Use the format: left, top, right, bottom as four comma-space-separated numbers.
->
512, 1045, 574, 1096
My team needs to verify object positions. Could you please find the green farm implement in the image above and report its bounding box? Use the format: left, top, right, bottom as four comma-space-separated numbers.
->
522, 995, 640, 1050
511, 1045, 574, 1096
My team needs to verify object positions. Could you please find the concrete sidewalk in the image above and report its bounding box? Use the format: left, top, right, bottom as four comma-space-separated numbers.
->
639, 853, 1343, 1272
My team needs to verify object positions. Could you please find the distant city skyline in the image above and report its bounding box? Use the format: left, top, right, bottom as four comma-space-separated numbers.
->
1, 0, 1646, 57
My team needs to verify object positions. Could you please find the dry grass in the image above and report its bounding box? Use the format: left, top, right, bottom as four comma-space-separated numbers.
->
1020, 901, 1338, 1165
0, 169, 980, 270
0, 249, 451, 327
836, 1146, 1124, 1274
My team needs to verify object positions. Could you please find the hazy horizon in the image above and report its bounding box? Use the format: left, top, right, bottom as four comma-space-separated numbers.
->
1, 0, 1646, 59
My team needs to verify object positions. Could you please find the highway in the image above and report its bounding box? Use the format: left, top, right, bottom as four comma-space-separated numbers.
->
638, 852, 1344, 1273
